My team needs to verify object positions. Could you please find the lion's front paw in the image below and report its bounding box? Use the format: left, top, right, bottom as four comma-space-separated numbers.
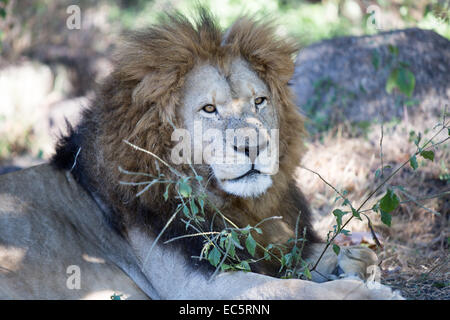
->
334, 246, 378, 281
321, 278, 404, 300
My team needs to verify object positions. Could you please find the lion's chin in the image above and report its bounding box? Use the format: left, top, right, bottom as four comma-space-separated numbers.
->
220, 174, 272, 198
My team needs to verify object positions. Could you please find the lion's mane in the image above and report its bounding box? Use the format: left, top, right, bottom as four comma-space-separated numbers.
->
52, 10, 319, 275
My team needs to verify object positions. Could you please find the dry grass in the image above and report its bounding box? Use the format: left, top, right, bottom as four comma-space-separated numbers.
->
296, 115, 449, 300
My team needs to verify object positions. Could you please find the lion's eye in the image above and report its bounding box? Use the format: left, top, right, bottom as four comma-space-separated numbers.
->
254, 97, 267, 107
202, 104, 217, 114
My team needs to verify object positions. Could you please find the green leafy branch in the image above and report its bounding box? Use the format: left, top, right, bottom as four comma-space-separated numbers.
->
119, 106, 448, 279
278, 213, 312, 280
303, 113, 449, 273
120, 140, 299, 279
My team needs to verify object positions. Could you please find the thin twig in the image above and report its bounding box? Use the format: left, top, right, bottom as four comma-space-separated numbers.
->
70, 147, 81, 172
254, 216, 284, 228
310, 121, 449, 272
143, 204, 183, 265
358, 190, 450, 215
361, 212, 383, 248
397, 189, 442, 216
163, 231, 221, 244
118, 166, 156, 178
119, 180, 155, 186
210, 235, 233, 281
123, 139, 183, 177
300, 166, 347, 199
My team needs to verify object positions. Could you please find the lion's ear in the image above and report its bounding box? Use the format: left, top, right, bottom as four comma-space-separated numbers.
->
224, 17, 299, 84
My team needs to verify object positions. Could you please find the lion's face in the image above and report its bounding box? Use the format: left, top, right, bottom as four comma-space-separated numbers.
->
178, 58, 279, 198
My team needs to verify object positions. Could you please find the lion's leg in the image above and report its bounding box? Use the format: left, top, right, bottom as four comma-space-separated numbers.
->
128, 228, 402, 299
306, 243, 378, 283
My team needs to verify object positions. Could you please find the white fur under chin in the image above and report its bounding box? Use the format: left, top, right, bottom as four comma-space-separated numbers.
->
220, 174, 272, 198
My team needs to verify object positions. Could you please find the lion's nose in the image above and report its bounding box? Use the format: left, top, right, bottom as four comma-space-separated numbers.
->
233, 144, 261, 163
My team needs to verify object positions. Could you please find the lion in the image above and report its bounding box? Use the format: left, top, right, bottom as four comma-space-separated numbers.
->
0, 10, 402, 299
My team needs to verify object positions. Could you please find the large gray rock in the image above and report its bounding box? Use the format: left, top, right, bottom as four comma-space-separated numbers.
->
290, 28, 450, 133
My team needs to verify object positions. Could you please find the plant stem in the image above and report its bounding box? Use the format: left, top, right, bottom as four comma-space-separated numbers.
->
310, 122, 449, 272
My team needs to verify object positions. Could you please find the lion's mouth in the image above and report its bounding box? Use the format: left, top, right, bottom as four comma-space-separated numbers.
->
227, 168, 261, 182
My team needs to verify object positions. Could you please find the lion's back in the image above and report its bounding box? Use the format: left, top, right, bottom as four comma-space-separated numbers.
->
0, 164, 148, 299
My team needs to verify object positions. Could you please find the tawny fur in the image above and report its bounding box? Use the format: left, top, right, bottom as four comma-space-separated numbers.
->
52, 10, 318, 275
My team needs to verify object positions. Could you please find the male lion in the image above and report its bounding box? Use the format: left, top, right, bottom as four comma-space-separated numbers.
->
0, 11, 402, 299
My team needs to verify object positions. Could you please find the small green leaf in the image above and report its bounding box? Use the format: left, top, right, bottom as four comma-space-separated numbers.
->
385, 66, 415, 97
240, 225, 251, 235
388, 44, 398, 56
198, 197, 205, 214
236, 260, 251, 272
351, 207, 361, 220
332, 244, 340, 255
219, 234, 227, 248
414, 132, 422, 146
380, 209, 392, 227
182, 205, 190, 218
189, 198, 198, 215
178, 180, 192, 198
207, 247, 221, 267
385, 68, 398, 94
282, 253, 293, 267
332, 209, 346, 229
303, 266, 312, 280
379, 189, 400, 213
163, 184, 170, 201
230, 230, 242, 249
224, 236, 236, 259
396, 67, 415, 97
420, 150, 434, 162
245, 233, 256, 257
110, 293, 122, 300
195, 216, 205, 223
375, 169, 381, 178
410, 155, 418, 170
220, 263, 233, 271
372, 203, 379, 213
371, 50, 380, 70
253, 227, 262, 234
